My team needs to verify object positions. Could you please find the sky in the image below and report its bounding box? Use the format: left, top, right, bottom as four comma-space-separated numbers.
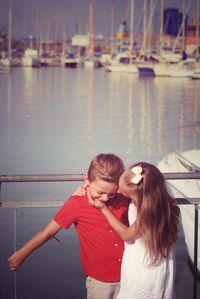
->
0, 0, 197, 40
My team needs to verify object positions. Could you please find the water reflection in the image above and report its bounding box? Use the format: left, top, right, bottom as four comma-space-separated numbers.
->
6, 72, 12, 142
154, 77, 200, 153
86, 69, 94, 147
0, 69, 200, 178
127, 75, 133, 156
139, 78, 152, 157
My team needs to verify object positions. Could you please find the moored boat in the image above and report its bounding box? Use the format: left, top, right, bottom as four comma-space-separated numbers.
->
65, 58, 78, 68
137, 64, 155, 77
158, 150, 200, 275
190, 69, 200, 80
21, 48, 41, 67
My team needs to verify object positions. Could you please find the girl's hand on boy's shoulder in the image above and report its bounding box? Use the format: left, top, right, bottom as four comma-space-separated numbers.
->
73, 184, 87, 196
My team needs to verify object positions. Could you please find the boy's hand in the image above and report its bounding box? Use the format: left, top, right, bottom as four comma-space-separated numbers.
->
8, 251, 25, 271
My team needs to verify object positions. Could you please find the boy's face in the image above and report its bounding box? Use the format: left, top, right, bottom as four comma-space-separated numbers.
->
85, 177, 118, 202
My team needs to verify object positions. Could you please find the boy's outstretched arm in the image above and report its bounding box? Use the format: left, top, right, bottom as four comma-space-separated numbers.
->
8, 220, 61, 271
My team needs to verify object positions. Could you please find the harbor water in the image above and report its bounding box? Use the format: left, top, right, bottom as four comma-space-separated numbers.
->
0, 67, 200, 298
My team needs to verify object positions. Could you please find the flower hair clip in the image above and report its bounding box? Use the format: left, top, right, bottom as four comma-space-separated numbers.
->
131, 166, 143, 184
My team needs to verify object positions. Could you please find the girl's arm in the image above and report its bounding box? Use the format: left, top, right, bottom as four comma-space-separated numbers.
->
101, 205, 138, 242
88, 192, 138, 242
8, 220, 61, 271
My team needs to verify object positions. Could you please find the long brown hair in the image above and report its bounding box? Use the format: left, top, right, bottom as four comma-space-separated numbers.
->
119, 162, 180, 265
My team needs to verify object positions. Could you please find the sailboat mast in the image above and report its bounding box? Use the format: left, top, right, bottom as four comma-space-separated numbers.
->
110, 1, 114, 56
148, 0, 153, 51
196, 0, 200, 59
182, 0, 186, 52
129, 0, 134, 64
89, 0, 94, 59
139, 0, 157, 59
172, 0, 193, 52
143, 0, 147, 57
8, 0, 12, 61
159, 0, 164, 56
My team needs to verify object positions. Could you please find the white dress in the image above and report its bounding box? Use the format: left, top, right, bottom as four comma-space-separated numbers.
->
116, 202, 176, 299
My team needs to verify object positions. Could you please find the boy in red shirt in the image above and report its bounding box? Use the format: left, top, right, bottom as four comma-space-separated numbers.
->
8, 153, 130, 299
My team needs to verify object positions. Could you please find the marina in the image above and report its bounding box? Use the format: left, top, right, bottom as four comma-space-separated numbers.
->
0, 0, 200, 298
1, 0, 200, 76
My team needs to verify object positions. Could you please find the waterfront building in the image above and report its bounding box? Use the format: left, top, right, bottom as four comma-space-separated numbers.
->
163, 8, 187, 37
186, 23, 200, 56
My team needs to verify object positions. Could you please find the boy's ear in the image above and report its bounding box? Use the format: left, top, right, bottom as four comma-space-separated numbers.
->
84, 174, 90, 186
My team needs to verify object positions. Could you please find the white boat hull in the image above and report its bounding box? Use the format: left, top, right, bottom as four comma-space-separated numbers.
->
21, 48, 41, 67
158, 150, 200, 273
190, 70, 200, 80
106, 63, 138, 74
169, 69, 194, 78
153, 63, 171, 76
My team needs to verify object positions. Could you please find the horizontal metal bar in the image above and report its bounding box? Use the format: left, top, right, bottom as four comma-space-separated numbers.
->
177, 198, 200, 205
163, 173, 200, 180
0, 173, 199, 208
0, 172, 199, 183
0, 200, 65, 208
0, 198, 200, 209
0, 174, 84, 182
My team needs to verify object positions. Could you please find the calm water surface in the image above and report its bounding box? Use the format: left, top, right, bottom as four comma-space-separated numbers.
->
0, 67, 200, 298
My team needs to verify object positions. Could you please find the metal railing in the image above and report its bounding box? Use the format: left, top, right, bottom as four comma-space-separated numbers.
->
0, 173, 199, 299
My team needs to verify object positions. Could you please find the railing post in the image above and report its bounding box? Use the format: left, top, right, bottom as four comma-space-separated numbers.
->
0, 182, 1, 299
193, 204, 199, 299
13, 208, 17, 299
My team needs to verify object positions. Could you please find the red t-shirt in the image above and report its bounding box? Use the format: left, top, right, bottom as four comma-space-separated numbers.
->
54, 192, 130, 282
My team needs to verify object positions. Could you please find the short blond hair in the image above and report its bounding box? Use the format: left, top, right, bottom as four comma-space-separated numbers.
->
87, 153, 124, 183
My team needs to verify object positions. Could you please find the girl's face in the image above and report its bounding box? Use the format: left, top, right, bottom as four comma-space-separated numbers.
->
85, 177, 118, 202
119, 177, 137, 205
118, 177, 129, 197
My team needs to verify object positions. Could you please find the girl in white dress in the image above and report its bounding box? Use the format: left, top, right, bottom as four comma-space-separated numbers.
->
89, 162, 180, 299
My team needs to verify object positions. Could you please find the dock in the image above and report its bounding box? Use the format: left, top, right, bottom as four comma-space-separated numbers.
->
0, 173, 199, 299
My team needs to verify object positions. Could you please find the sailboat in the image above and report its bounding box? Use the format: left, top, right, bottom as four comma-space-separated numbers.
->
0, 0, 12, 71
152, 0, 197, 77
84, 0, 101, 68
106, 0, 138, 74
158, 150, 200, 275
137, 0, 161, 77
21, 47, 41, 67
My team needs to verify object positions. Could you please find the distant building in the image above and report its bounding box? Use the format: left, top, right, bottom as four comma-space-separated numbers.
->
163, 8, 187, 37
186, 23, 200, 55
